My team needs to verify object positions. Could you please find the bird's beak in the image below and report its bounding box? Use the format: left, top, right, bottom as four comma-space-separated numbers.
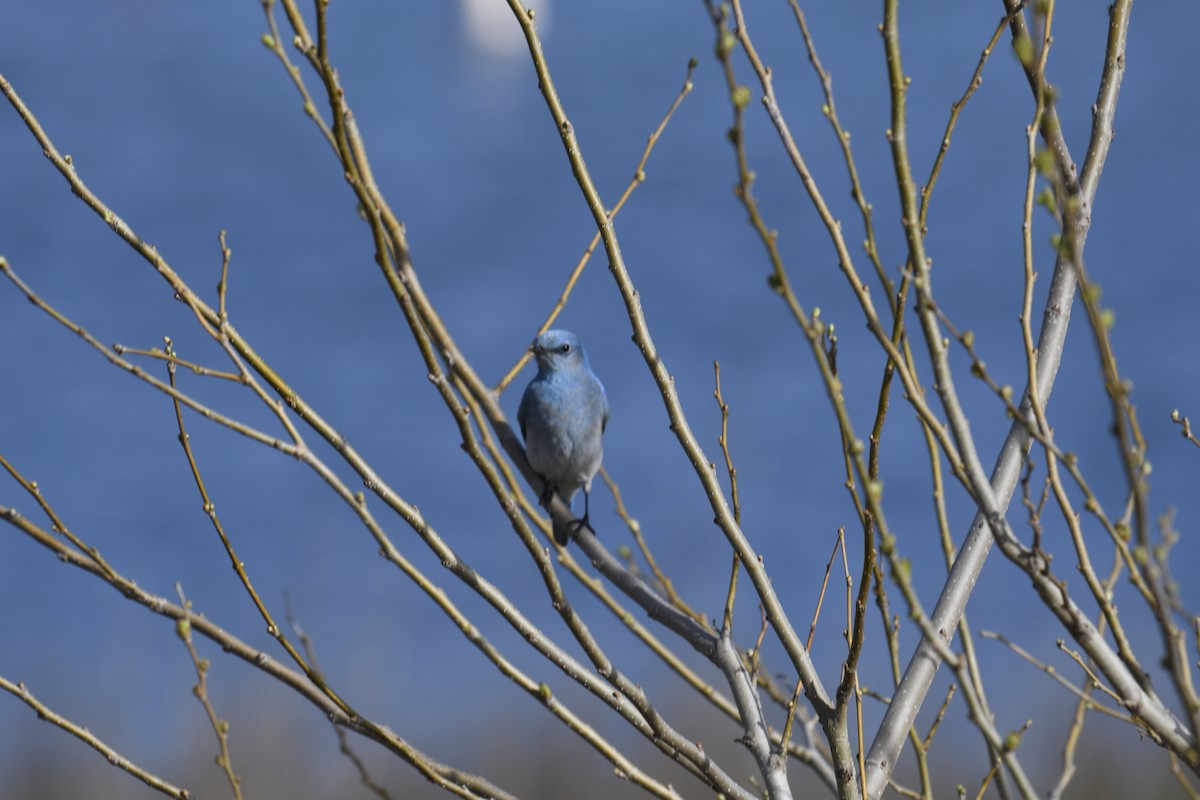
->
529, 341, 543, 356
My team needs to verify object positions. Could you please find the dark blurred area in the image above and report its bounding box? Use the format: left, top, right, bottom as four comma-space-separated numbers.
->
1, 699, 1188, 799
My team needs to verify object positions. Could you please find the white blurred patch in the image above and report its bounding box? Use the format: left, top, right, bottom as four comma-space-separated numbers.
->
460, 0, 551, 58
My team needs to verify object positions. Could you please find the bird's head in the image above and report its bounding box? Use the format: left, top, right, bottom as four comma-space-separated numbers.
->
531, 329, 587, 372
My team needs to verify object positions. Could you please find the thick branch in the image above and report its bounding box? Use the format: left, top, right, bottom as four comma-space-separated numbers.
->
864, 2, 1142, 795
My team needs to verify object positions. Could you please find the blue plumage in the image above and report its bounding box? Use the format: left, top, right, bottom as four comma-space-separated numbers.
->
518, 330, 609, 545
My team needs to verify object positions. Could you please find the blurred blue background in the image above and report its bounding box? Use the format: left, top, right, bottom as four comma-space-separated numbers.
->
1, 1, 1198, 797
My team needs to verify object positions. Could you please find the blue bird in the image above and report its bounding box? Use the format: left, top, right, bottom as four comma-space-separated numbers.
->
518, 330, 610, 545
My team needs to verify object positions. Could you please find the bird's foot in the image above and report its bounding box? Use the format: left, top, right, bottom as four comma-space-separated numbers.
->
554, 514, 589, 547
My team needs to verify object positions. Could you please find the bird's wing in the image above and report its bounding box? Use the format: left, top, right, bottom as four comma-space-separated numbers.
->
600, 381, 611, 434
517, 385, 530, 440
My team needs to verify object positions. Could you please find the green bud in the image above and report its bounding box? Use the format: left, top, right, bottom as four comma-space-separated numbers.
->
1034, 147, 1056, 177
1035, 186, 1057, 215
1012, 34, 1034, 65
716, 31, 737, 58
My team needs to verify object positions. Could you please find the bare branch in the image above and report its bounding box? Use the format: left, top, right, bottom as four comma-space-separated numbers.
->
0, 676, 190, 799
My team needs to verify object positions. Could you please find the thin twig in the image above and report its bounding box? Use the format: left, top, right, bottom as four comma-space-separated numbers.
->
0, 504, 505, 799
715, 361, 743, 635
284, 595, 395, 800
495, 59, 698, 393
175, 584, 243, 800
923, 685, 957, 751
1170, 410, 1200, 450
0, 676, 190, 798
980, 631, 1132, 724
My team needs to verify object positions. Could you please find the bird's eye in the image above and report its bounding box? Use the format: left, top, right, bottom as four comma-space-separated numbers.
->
559, 343, 571, 354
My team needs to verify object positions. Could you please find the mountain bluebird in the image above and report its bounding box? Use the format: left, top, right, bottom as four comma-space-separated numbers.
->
518, 330, 610, 545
